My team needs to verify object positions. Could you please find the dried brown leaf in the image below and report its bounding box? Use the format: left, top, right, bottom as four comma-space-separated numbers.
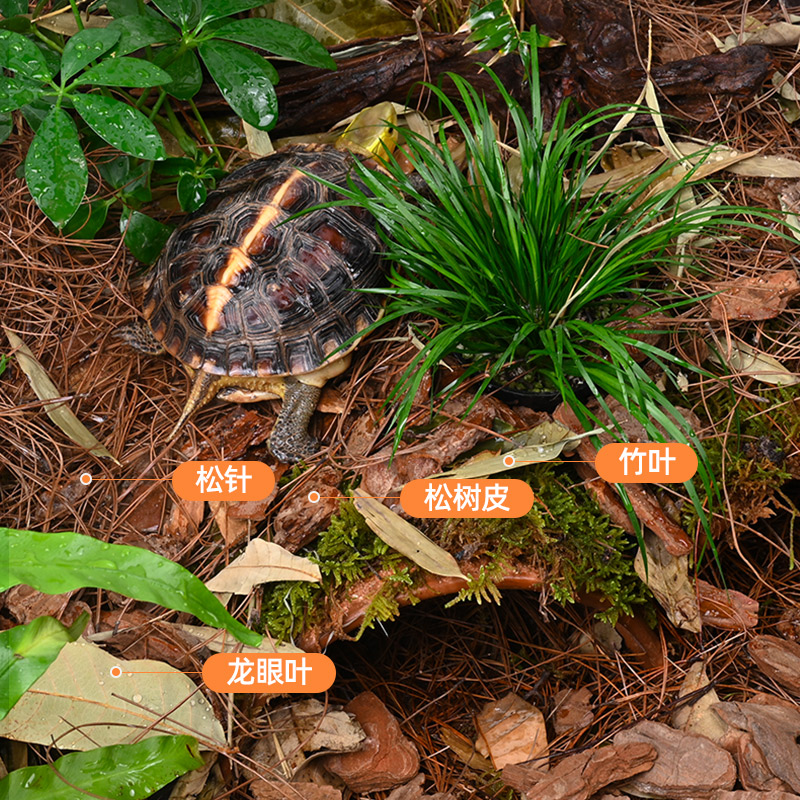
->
206, 539, 321, 594
4, 328, 120, 464
709, 272, 800, 321
352, 489, 466, 579
634, 532, 701, 632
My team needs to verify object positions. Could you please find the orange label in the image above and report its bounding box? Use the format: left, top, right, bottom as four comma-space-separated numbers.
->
595, 443, 697, 483
203, 652, 335, 693
400, 479, 534, 518
172, 461, 275, 501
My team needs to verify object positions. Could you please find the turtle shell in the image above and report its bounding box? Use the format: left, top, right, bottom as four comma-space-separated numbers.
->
143, 143, 383, 378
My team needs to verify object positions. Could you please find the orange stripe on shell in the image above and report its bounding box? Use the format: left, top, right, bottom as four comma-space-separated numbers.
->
202, 285, 233, 333
202, 170, 306, 334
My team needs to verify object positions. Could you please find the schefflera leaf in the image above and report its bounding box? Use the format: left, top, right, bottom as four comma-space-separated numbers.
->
212, 17, 335, 69
72, 93, 166, 160
199, 39, 278, 129
24, 107, 88, 227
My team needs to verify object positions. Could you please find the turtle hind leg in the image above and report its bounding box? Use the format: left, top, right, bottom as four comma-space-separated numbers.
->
117, 319, 164, 355
269, 378, 322, 463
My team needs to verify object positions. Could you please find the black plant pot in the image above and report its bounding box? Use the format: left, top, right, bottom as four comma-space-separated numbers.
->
491, 375, 593, 412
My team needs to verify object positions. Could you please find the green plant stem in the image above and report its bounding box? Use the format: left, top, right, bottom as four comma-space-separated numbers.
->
32, 25, 64, 54
187, 98, 225, 168
68, 0, 84, 31
149, 89, 168, 121
162, 98, 198, 156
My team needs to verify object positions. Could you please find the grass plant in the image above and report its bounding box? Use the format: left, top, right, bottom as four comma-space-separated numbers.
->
323, 45, 789, 536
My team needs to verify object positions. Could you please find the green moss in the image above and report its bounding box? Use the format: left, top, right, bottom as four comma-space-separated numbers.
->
680, 386, 798, 534
261, 464, 651, 642
260, 501, 408, 641
442, 464, 650, 624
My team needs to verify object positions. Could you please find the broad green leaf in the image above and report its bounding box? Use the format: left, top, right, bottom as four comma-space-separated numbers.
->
199, 39, 278, 129
63, 198, 110, 238
0, 640, 225, 749
213, 18, 335, 69
98, 153, 153, 201
97, 151, 133, 187
35, 39, 61, 75
78, 55, 172, 87
0, 735, 204, 798
150, 0, 200, 29
72, 93, 166, 160
0, 0, 28, 17
154, 43, 202, 99
262, 0, 413, 47
0, 29, 53, 81
0, 110, 11, 144
153, 155, 196, 175
121, 208, 172, 262
60, 27, 120, 83
25, 107, 87, 227
199, 0, 265, 25
0, 614, 88, 721
0, 15, 32, 33
0, 527, 261, 646
0, 75, 43, 112
177, 172, 207, 211
110, 14, 180, 54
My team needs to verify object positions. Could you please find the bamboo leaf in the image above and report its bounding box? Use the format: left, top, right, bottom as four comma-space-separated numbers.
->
352, 489, 466, 579
4, 328, 119, 463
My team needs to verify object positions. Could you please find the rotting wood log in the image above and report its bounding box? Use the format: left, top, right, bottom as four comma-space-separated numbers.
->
268, 39, 771, 135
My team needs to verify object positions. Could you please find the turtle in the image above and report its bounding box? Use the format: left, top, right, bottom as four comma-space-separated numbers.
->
121, 107, 396, 462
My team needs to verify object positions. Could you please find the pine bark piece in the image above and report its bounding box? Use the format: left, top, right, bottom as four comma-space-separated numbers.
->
698, 580, 760, 631
502, 742, 656, 800
713, 702, 800, 793
748, 636, 800, 694
273, 466, 343, 551
250, 782, 342, 800
736, 733, 795, 792
322, 692, 420, 793
474, 693, 549, 769
710, 793, 800, 800
614, 720, 736, 799
552, 687, 594, 736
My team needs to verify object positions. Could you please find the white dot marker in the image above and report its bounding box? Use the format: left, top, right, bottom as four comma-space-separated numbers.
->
79, 472, 92, 486
110, 665, 122, 678
503, 454, 515, 467
308, 490, 321, 504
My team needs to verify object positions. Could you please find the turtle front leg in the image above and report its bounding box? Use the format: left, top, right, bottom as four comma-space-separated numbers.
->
268, 378, 322, 463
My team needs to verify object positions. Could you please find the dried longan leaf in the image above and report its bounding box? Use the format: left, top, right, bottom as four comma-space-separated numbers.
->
0, 640, 225, 750
435, 421, 594, 479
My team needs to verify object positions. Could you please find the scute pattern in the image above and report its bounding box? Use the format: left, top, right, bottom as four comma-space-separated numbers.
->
143, 144, 383, 377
